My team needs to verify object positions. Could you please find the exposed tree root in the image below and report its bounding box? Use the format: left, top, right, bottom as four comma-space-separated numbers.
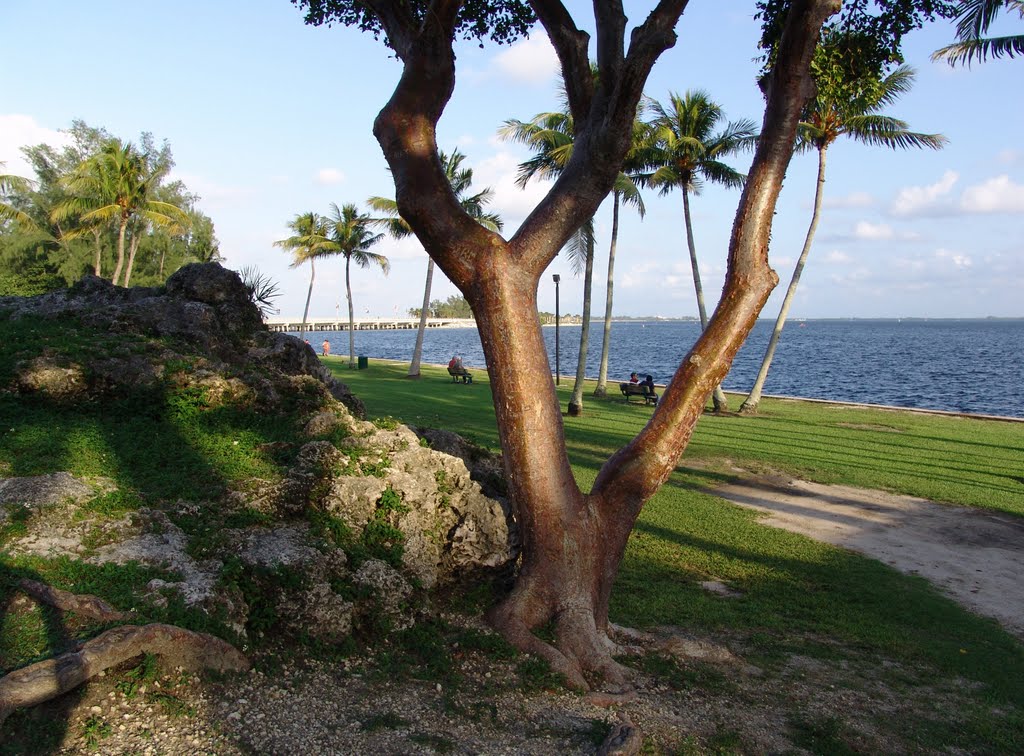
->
488, 601, 637, 692
0, 623, 249, 726
18, 578, 125, 622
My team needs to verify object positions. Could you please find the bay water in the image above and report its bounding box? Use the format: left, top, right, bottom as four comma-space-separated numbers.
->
307, 319, 1024, 419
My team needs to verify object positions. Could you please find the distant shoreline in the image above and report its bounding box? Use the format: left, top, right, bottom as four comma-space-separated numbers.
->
331, 356, 1024, 424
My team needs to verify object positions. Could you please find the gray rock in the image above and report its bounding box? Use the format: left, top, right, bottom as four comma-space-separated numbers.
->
353, 559, 415, 631
0, 472, 98, 522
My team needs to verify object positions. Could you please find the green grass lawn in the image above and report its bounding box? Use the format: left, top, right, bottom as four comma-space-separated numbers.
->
329, 357, 1024, 750
2, 321, 1022, 752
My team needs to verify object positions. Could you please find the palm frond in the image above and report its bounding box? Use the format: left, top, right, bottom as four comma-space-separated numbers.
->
846, 115, 948, 150
933, 0, 1023, 65
932, 32, 1024, 65
563, 217, 595, 276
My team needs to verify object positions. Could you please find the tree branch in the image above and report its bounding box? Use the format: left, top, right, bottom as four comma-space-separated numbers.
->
529, 0, 592, 120
0, 624, 248, 726
18, 579, 124, 623
362, 0, 420, 58
512, 1, 688, 274
592, 0, 841, 510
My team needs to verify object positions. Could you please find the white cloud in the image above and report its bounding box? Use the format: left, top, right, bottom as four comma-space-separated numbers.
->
853, 221, 893, 240
474, 149, 551, 228
935, 248, 973, 269
824, 250, 852, 264
493, 35, 559, 85
315, 168, 345, 185
0, 114, 71, 179
959, 175, 1024, 214
890, 170, 958, 217
824, 191, 874, 209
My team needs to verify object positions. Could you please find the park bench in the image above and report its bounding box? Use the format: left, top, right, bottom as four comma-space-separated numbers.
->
448, 366, 473, 384
620, 382, 657, 405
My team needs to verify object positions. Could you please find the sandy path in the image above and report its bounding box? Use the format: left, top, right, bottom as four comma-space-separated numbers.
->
712, 476, 1024, 641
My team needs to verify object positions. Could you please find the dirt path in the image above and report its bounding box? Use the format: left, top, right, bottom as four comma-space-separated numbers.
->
712, 476, 1024, 641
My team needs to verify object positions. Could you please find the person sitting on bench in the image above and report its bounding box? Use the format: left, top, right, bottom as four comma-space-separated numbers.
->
641, 374, 658, 403
447, 355, 473, 383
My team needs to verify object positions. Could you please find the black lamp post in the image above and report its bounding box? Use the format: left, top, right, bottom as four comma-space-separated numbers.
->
553, 274, 560, 385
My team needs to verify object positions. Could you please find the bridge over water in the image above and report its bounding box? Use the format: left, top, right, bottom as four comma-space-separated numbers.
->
264, 317, 477, 333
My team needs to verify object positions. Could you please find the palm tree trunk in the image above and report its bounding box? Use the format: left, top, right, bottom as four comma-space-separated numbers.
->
346, 256, 356, 368
123, 232, 142, 287
740, 144, 829, 414
408, 258, 434, 378
111, 219, 128, 286
594, 193, 620, 397
567, 229, 595, 416
301, 258, 315, 338
683, 189, 729, 412
92, 228, 103, 277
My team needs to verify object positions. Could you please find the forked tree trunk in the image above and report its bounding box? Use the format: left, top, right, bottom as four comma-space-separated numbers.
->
346, 256, 356, 367
741, 144, 829, 413
567, 230, 595, 416
371, 0, 836, 688
471, 269, 634, 687
111, 218, 128, 286
683, 188, 729, 411
594, 193, 620, 397
123, 231, 142, 287
408, 258, 435, 378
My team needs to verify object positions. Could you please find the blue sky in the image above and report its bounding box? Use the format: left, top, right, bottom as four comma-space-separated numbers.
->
3, 1, 1021, 319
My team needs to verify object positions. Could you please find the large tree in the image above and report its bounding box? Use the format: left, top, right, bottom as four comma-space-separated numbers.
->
368, 149, 501, 378
740, 51, 947, 413
293, 0, 945, 688
325, 202, 389, 367
644, 91, 757, 411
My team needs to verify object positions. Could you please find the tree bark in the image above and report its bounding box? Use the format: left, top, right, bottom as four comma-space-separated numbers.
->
0, 624, 248, 726
594, 192, 620, 397
368, 0, 837, 687
92, 228, 103, 277
567, 230, 595, 415
123, 230, 142, 287
111, 218, 128, 286
683, 188, 729, 411
408, 257, 434, 378
346, 255, 356, 367
301, 257, 315, 338
741, 144, 829, 414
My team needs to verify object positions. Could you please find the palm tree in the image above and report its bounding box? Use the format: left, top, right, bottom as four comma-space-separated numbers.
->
325, 202, 389, 367
0, 164, 37, 228
644, 91, 758, 411
933, 0, 1023, 66
500, 109, 597, 416
51, 140, 188, 284
368, 149, 502, 378
52, 139, 188, 286
594, 116, 648, 398
273, 212, 335, 338
739, 59, 947, 413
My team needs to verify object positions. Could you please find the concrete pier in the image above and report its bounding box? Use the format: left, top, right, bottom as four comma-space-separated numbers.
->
264, 317, 476, 333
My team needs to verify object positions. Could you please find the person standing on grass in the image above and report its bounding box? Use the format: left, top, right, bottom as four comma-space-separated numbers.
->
322, 339, 330, 356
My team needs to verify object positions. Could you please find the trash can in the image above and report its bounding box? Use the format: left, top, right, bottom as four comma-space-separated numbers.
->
358, 355, 368, 370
